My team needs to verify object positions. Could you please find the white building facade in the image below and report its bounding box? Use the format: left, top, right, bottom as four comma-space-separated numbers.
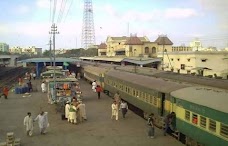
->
157, 51, 228, 79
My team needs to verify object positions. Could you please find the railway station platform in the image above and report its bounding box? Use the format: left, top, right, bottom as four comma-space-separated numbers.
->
0, 78, 184, 146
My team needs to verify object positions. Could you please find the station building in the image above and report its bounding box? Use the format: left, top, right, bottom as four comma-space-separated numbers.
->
100, 35, 173, 58
87, 35, 228, 78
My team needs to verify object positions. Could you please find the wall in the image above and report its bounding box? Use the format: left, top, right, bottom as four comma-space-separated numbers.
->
158, 51, 228, 78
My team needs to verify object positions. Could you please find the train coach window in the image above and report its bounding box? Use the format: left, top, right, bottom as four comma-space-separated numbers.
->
145, 94, 149, 103
143, 92, 146, 100
127, 87, 130, 94
133, 90, 136, 96
149, 95, 153, 104
209, 119, 216, 132
140, 92, 144, 99
154, 97, 157, 106
136, 91, 139, 97
200, 116, 206, 128
192, 114, 198, 125
185, 110, 190, 121
220, 123, 228, 138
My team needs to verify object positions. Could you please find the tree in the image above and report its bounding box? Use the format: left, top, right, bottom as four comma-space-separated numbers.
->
43, 50, 51, 57
0, 51, 11, 55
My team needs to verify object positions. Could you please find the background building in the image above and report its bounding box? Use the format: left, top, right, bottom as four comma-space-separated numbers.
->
157, 51, 228, 78
105, 35, 173, 58
9, 46, 22, 54
97, 43, 107, 56
0, 43, 9, 52
172, 46, 192, 52
10, 46, 42, 56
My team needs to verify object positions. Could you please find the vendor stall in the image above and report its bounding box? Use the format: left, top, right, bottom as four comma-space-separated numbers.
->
41, 70, 64, 79
47, 78, 79, 104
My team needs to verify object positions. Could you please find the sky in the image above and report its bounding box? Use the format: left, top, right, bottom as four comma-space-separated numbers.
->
0, 0, 227, 50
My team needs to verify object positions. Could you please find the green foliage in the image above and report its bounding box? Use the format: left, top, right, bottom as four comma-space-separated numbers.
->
42, 48, 98, 58
43, 50, 51, 57
17, 54, 31, 61
0, 51, 11, 55
59, 48, 98, 57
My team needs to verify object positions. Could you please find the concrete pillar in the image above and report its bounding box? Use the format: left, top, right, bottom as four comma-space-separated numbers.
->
36, 63, 39, 77
23, 62, 27, 67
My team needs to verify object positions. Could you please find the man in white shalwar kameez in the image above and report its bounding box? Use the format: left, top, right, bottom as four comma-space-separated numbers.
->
23, 112, 34, 136
111, 101, 119, 120
35, 111, 49, 135
65, 101, 70, 120
76, 101, 87, 122
92, 80, 97, 92
41, 82, 46, 93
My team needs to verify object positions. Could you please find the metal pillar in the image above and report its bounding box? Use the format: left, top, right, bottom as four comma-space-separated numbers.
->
49, 23, 59, 102
81, 0, 95, 49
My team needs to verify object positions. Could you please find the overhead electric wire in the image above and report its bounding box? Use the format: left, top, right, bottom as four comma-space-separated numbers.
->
52, 0, 57, 23
57, 0, 68, 23
63, 0, 73, 22
50, 0, 52, 23
57, 0, 65, 23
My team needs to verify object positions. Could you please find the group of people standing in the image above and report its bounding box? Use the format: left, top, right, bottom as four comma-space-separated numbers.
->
23, 111, 49, 136
147, 112, 176, 139
92, 80, 102, 99
91, 81, 129, 121
111, 92, 128, 121
65, 97, 87, 124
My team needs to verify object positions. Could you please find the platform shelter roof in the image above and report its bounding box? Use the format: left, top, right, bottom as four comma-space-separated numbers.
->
80, 57, 161, 65
122, 58, 161, 65
80, 57, 123, 62
0, 55, 19, 59
19, 57, 80, 63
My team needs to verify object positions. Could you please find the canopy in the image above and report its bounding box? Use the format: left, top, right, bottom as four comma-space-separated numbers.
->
63, 62, 69, 66
41, 70, 63, 77
191, 67, 212, 70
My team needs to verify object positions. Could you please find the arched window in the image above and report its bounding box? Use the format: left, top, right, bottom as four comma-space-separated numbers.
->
152, 47, 156, 53
145, 47, 149, 54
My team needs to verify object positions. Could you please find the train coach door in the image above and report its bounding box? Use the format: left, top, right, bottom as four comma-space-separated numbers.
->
160, 93, 165, 116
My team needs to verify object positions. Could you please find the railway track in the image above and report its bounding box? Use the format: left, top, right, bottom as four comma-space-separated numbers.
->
0, 67, 30, 93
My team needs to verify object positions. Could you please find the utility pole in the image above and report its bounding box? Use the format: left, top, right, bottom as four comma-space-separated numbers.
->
49, 37, 52, 66
49, 23, 59, 102
162, 35, 165, 70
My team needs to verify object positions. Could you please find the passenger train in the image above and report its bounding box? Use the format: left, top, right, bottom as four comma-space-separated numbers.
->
81, 64, 228, 146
